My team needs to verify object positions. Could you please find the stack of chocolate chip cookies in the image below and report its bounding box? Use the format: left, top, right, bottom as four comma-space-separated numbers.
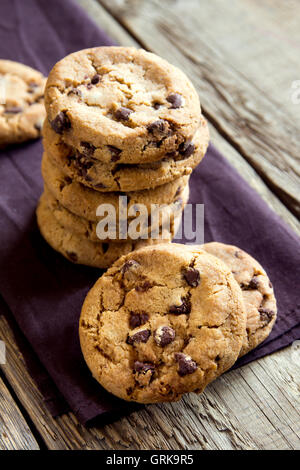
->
37, 47, 210, 268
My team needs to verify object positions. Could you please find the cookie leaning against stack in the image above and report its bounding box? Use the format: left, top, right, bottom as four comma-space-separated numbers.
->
37, 47, 210, 268
79, 243, 277, 403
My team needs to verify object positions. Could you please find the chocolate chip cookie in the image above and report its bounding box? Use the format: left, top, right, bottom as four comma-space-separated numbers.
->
43, 184, 189, 242
42, 150, 190, 222
79, 244, 246, 403
45, 47, 203, 164
36, 195, 179, 268
43, 118, 209, 192
0, 60, 46, 148
202, 242, 277, 356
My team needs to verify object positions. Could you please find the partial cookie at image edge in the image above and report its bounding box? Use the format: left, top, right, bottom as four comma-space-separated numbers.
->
0, 60, 46, 148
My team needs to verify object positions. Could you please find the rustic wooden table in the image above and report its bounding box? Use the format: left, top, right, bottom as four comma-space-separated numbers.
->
0, 0, 299, 450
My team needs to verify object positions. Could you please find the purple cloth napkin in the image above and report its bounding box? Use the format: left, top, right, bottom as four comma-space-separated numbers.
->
0, 0, 299, 425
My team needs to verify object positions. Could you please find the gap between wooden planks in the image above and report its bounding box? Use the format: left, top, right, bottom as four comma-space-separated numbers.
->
76, 0, 300, 235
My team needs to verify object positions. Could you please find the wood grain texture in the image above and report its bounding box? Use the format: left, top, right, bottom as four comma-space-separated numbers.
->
99, 0, 300, 217
0, 373, 39, 450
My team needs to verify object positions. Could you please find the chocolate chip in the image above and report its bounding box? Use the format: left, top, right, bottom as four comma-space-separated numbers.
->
91, 74, 101, 84
249, 277, 259, 289
147, 119, 168, 134
153, 102, 161, 110
4, 106, 23, 114
154, 326, 175, 347
167, 93, 183, 109
269, 281, 273, 289
235, 250, 242, 258
184, 335, 192, 347
133, 361, 154, 375
66, 251, 78, 263
121, 259, 140, 274
175, 353, 197, 376
111, 164, 121, 176
108, 145, 122, 162
174, 197, 183, 207
127, 329, 151, 345
64, 177, 72, 185
81, 141, 96, 156
183, 268, 200, 287
258, 308, 275, 324
179, 141, 195, 158
169, 297, 191, 315
86, 83, 93, 90
135, 281, 152, 292
50, 111, 71, 134
129, 312, 149, 329
156, 139, 165, 148
67, 88, 82, 97
241, 276, 261, 290
115, 107, 133, 121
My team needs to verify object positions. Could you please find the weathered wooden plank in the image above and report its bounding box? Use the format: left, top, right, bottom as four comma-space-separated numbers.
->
1, 309, 300, 450
0, 373, 39, 450
98, 0, 300, 217
209, 125, 300, 236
